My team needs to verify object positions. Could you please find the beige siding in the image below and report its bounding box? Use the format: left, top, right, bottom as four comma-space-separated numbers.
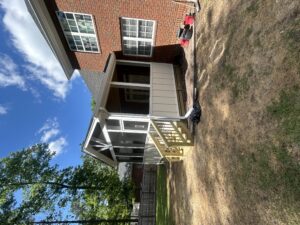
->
150, 63, 179, 117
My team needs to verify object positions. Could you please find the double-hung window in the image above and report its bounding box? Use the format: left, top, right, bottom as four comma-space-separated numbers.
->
121, 18, 155, 57
56, 11, 100, 53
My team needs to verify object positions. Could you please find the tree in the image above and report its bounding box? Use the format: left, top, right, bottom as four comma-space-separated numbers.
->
70, 156, 133, 221
0, 144, 133, 224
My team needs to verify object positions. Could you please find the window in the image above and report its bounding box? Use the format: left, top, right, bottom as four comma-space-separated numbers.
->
56, 11, 100, 53
106, 119, 149, 132
121, 18, 155, 56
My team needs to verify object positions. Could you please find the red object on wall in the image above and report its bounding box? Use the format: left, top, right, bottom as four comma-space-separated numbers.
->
180, 39, 189, 47
184, 15, 194, 25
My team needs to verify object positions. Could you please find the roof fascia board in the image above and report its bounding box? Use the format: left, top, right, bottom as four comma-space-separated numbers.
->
25, 0, 74, 79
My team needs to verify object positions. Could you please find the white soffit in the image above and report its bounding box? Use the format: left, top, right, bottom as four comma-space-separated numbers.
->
94, 52, 116, 115
25, 0, 74, 79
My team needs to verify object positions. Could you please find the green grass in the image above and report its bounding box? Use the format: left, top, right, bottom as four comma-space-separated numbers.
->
156, 165, 173, 225
232, 76, 250, 100
234, 87, 300, 222
215, 63, 251, 100
253, 37, 262, 48
284, 17, 300, 75
238, 144, 300, 200
245, 27, 253, 38
246, 1, 259, 15
268, 85, 300, 145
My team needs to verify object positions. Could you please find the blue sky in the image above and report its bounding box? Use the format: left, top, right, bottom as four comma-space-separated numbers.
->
0, 0, 92, 168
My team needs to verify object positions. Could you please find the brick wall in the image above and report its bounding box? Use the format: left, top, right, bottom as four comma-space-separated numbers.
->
45, 0, 190, 72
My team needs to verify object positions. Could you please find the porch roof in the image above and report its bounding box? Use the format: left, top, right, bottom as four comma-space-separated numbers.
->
80, 53, 116, 117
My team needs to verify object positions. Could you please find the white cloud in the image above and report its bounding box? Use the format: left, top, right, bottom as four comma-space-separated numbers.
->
38, 118, 67, 155
71, 69, 81, 80
0, 105, 8, 115
38, 117, 59, 133
40, 128, 60, 143
0, 54, 26, 89
48, 137, 67, 155
0, 0, 74, 99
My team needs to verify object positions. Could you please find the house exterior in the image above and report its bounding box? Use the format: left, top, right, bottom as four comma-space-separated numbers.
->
26, 0, 194, 167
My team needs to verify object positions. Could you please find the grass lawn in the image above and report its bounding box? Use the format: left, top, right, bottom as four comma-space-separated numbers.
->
156, 165, 173, 225
168, 0, 300, 224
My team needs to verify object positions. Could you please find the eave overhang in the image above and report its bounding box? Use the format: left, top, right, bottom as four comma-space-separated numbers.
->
25, 0, 74, 79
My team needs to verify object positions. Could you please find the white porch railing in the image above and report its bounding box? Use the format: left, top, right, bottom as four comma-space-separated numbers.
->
148, 120, 193, 162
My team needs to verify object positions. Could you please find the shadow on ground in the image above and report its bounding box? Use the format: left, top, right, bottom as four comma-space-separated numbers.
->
168, 0, 300, 224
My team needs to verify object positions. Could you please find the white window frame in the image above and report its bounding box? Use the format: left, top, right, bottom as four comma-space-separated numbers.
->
56, 11, 100, 53
121, 17, 156, 57
106, 118, 150, 134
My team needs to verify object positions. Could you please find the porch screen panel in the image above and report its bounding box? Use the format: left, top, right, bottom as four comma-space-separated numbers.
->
108, 132, 147, 148
112, 64, 150, 84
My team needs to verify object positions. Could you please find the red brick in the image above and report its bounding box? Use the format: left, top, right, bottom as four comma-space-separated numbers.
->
45, 0, 189, 72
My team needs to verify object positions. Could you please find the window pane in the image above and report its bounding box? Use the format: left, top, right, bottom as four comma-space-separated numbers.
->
114, 148, 144, 156
68, 20, 76, 26
65, 35, 76, 50
66, 13, 74, 19
76, 14, 90, 33
84, 15, 92, 21
75, 14, 84, 20
147, 21, 154, 27
75, 40, 82, 46
124, 121, 148, 131
57, 11, 66, 19
139, 20, 146, 26
70, 26, 78, 32
57, 12, 70, 32
139, 31, 146, 38
146, 27, 153, 33
109, 132, 146, 148
61, 21, 70, 32
82, 37, 91, 51
92, 46, 98, 51
77, 21, 87, 33
73, 35, 81, 41
123, 40, 137, 54
86, 21, 94, 34
106, 120, 121, 130
130, 19, 137, 25
138, 41, 151, 56
129, 26, 137, 31
122, 31, 129, 37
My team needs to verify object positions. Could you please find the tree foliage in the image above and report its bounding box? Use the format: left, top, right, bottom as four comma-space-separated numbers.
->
0, 144, 133, 224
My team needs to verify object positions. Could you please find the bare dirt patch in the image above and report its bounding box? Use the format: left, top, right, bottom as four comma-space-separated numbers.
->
168, 0, 300, 224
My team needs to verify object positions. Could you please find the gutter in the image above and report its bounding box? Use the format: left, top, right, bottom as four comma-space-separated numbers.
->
98, 107, 194, 122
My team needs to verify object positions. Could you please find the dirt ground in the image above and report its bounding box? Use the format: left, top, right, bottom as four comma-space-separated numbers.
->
168, 0, 300, 224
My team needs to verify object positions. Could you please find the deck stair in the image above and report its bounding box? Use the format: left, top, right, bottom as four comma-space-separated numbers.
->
149, 120, 193, 162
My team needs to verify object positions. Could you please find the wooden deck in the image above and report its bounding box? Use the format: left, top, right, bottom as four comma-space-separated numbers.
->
148, 120, 193, 162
